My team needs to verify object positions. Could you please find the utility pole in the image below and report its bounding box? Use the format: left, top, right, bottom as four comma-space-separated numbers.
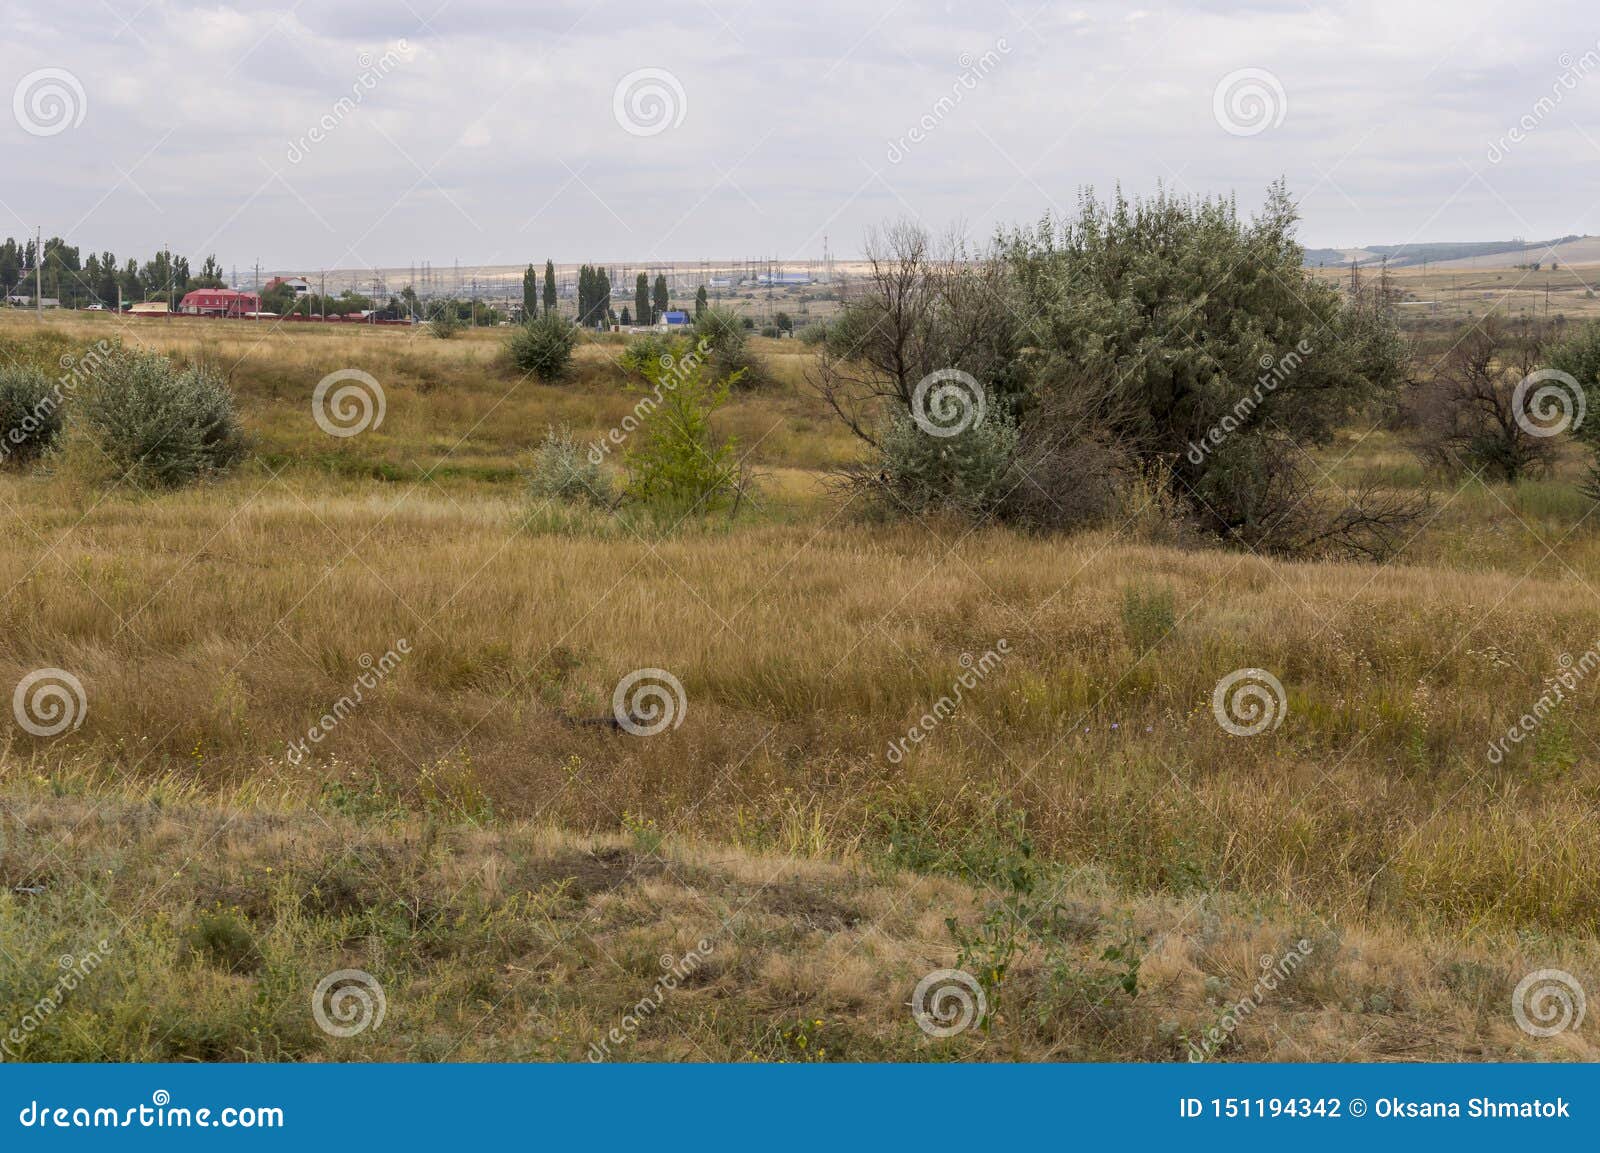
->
35, 226, 43, 315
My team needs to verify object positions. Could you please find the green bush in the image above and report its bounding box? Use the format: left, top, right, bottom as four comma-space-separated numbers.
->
618, 332, 681, 380
528, 425, 613, 507
0, 366, 63, 468
693, 307, 763, 386
1547, 320, 1600, 494
428, 299, 463, 338
1120, 583, 1176, 654
624, 356, 742, 515
875, 408, 1018, 518
79, 348, 247, 487
507, 313, 577, 381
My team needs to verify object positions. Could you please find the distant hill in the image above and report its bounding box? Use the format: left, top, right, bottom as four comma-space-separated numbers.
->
1303, 236, 1588, 268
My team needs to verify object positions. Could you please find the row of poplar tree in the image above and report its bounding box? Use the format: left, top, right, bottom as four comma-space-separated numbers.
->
520, 261, 710, 329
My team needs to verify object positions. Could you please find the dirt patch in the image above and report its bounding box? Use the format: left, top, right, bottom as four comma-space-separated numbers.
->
750, 881, 864, 931
520, 848, 663, 900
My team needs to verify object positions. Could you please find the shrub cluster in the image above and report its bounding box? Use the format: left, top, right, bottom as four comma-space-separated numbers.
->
0, 366, 63, 468
693, 307, 763, 386
508, 313, 577, 381
79, 348, 247, 487
814, 187, 1418, 558
528, 425, 613, 507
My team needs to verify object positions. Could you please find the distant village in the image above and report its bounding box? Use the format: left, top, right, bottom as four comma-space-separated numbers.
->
1, 235, 839, 334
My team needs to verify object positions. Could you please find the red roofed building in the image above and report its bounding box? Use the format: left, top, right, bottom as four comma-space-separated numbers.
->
178, 289, 261, 318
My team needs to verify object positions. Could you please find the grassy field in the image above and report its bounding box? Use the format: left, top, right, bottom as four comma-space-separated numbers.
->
1308, 260, 1600, 327
1, 307, 1597, 1062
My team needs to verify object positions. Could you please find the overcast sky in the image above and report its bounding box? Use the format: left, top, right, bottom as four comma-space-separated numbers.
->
4, 0, 1600, 271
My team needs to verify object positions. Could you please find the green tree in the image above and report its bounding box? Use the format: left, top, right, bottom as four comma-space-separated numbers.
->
652, 274, 669, 321
620, 306, 632, 327
1548, 320, 1600, 494
523, 263, 539, 321
695, 284, 708, 318
1005, 181, 1407, 550
544, 259, 557, 316
636, 272, 651, 326
625, 355, 743, 515
95, 251, 119, 304
190, 255, 225, 289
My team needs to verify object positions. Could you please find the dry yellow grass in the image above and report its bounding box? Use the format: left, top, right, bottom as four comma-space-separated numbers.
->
2, 308, 1598, 1061
3, 782, 1591, 1062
